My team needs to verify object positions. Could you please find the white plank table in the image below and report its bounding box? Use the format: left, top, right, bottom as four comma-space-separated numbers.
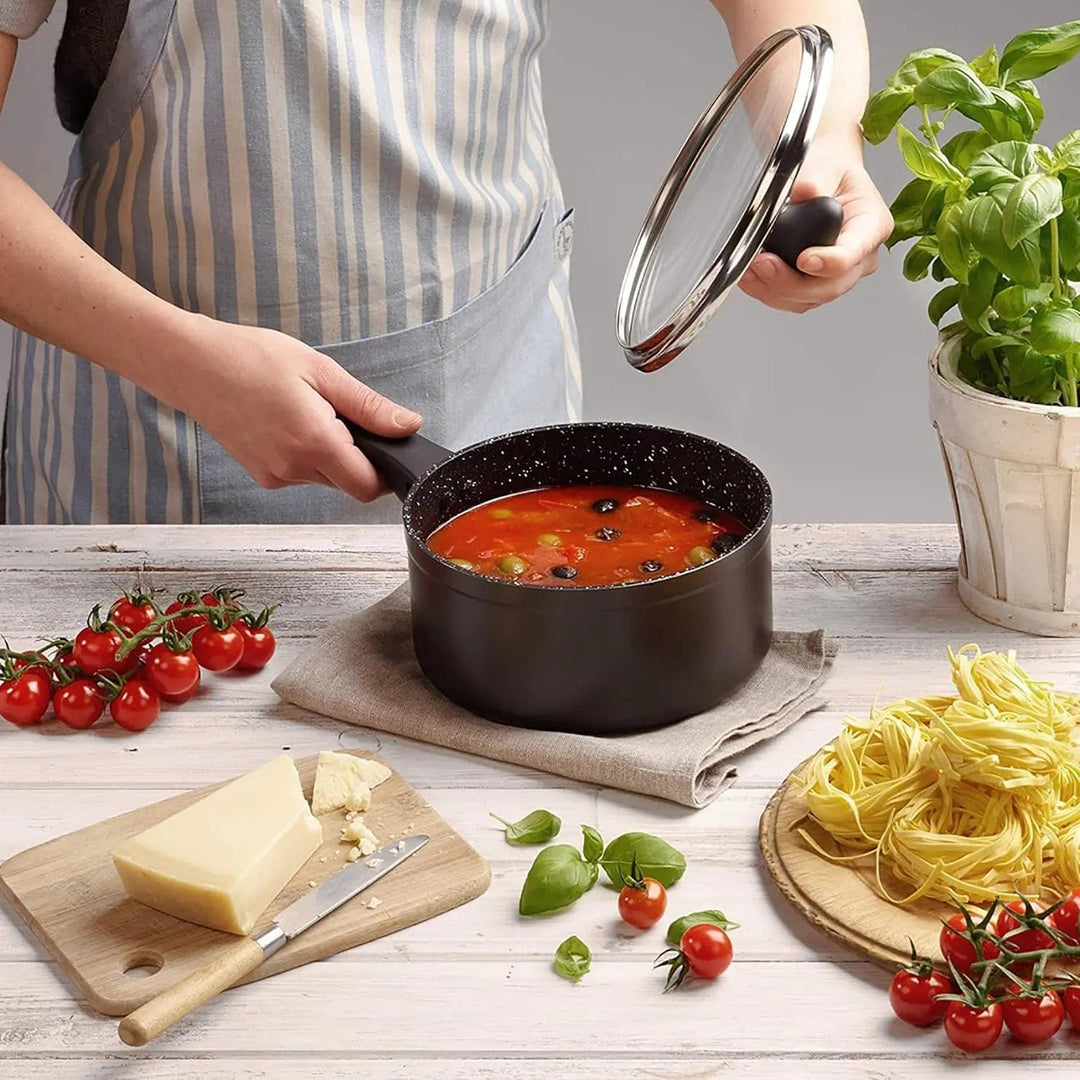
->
3, 523, 1080, 1078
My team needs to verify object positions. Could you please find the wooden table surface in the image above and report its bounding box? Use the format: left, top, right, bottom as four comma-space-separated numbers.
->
4, 523, 1080, 1078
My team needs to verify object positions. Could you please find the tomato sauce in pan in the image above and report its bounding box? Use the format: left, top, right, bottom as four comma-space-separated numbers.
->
426, 485, 749, 586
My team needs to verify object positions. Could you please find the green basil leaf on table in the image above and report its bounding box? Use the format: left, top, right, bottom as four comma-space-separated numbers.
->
553, 935, 591, 982
599, 832, 686, 889
1030, 306, 1080, 355
519, 844, 598, 916
665, 910, 740, 947
1000, 21, 1080, 84
896, 124, 965, 186
969, 45, 999, 86
902, 236, 938, 282
913, 62, 995, 111
581, 825, 604, 865
928, 284, 961, 326
1002, 173, 1063, 248
994, 282, 1053, 321
887, 178, 932, 248
941, 130, 994, 172
860, 86, 914, 145
967, 141, 1040, 191
491, 809, 561, 845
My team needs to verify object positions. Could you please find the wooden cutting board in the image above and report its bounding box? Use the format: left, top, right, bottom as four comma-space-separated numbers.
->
0, 751, 490, 1015
759, 756, 954, 970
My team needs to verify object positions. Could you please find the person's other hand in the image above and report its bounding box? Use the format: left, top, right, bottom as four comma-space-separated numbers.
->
739, 134, 893, 314
166, 316, 422, 501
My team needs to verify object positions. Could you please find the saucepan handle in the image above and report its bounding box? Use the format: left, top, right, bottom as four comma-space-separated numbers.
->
762, 195, 844, 272
341, 419, 454, 502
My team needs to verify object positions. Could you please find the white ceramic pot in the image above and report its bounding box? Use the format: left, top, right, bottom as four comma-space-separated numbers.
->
930, 330, 1080, 635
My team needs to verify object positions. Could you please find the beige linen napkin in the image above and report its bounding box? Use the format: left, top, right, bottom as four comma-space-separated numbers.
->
272, 584, 837, 807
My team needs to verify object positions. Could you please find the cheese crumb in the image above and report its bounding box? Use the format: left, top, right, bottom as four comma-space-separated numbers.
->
307, 880, 317, 888
366, 896, 382, 909
392, 840, 406, 854
366, 857, 384, 869
342, 819, 379, 856
346, 847, 361, 862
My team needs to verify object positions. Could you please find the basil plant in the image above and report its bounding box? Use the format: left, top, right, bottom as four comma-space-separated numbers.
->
863, 21, 1080, 405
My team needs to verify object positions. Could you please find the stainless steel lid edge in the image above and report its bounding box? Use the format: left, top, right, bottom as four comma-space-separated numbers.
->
616, 25, 834, 372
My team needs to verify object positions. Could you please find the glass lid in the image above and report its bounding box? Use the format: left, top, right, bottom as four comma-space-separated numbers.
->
616, 26, 835, 372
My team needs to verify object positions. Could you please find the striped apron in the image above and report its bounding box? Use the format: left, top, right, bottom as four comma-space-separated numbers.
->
3, 0, 582, 524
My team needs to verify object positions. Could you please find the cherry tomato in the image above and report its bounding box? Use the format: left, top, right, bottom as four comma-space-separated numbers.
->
679, 923, 733, 980
1063, 985, 1080, 1029
109, 596, 158, 636
110, 679, 160, 732
944, 1001, 1003, 1053
160, 667, 202, 704
53, 678, 104, 729
164, 600, 206, 634
191, 624, 244, 671
1050, 889, 1080, 947
74, 626, 137, 675
940, 914, 1001, 978
0, 669, 52, 726
1002, 990, 1064, 1044
618, 877, 667, 930
12, 656, 49, 677
889, 968, 951, 1026
55, 648, 82, 674
234, 621, 276, 671
996, 901, 1055, 955
144, 643, 201, 697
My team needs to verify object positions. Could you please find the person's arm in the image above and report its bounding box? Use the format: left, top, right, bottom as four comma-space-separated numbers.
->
0, 32, 419, 502
710, 1, 892, 313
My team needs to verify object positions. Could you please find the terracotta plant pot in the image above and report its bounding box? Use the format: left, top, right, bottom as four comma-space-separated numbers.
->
930, 330, 1080, 635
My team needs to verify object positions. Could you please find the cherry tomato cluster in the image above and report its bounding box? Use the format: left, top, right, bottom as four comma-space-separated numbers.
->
0, 585, 278, 734
890, 890, 1080, 1053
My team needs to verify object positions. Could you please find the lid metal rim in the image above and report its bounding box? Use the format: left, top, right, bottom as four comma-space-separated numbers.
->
616, 25, 834, 370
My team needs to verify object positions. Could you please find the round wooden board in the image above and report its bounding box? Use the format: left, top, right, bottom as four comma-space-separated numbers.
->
759, 757, 950, 971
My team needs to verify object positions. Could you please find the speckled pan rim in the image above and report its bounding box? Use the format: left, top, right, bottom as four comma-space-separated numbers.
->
400, 421, 773, 593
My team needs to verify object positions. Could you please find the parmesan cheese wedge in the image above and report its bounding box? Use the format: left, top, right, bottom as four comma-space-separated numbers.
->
111, 755, 322, 935
311, 752, 391, 816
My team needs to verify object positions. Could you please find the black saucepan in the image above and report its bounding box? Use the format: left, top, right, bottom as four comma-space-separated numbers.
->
346, 422, 772, 736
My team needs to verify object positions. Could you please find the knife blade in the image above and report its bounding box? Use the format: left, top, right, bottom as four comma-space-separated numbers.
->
118, 834, 429, 1046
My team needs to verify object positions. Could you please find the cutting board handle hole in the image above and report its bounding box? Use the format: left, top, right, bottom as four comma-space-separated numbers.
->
122, 952, 164, 979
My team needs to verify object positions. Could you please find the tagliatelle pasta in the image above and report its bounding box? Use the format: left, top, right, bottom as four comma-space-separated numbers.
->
798, 646, 1080, 904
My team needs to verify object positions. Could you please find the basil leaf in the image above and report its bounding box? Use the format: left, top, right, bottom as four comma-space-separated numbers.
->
553, 935, 591, 982
887, 178, 932, 248
581, 825, 604, 864
1003, 174, 1063, 248
913, 62, 994, 111
957, 260, 1000, 333
888, 48, 965, 89
929, 284, 961, 326
994, 283, 1053, 321
1030, 306, 1080, 355
902, 236, 938, 282
1058, 211, 1080, 275
1000, 21, 1080, 84
958, 88, 1035, 142
968, 141, 1039, 191
1054, 131, 1080, 173
921, 183, 948, 233
937, 202, 973, 284
519, 844, 598, 916
599, 832, 686, 889
490, 809, 561, 845
930, 256, 950, 282
941, 130, 994, 172
896, 124, 965, 185
665, 910, 739, 947
1012, 81, 1046, 135
969, 45, 999, 86
861, 86, 914, 145
961, 192, 1043, 287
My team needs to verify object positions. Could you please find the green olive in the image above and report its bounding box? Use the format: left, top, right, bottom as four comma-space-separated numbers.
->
490, 507, 514, 520
448, 558, 475, 571
497, 554, 529, 576
536, 533, 562, 547
686, 545, 716, 567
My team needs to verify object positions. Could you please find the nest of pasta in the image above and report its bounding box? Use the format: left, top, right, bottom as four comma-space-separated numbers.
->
798, 646, 1080, 905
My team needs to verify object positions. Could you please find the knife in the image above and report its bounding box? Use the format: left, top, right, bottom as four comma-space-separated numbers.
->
118, 834, 429, 1046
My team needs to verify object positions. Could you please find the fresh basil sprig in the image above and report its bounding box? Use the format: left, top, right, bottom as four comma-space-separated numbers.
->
519, 844, 599, 916
861, 21, 1080, 407
553, 935, 591, 982
666, 909, 740, 947
490, 809, 561, 845
599, 832, 687, 889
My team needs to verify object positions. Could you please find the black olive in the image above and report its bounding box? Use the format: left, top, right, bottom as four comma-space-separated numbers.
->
693, 508, 716, 522
550, 564, 578, 579
595, 526, 621, 541
711, 533, 742, 556
639, 559, 663, 573
591, 498, 619, 514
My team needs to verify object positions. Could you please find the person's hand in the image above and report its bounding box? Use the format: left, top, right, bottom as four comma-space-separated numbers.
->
739, 134, 893, 314
164, 315, 422, 501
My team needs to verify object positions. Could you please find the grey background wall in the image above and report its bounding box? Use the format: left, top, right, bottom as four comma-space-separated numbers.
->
1, 1, 1078, 522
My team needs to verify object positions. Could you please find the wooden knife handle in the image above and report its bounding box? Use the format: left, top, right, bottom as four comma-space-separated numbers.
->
118, 936, 265, 1046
